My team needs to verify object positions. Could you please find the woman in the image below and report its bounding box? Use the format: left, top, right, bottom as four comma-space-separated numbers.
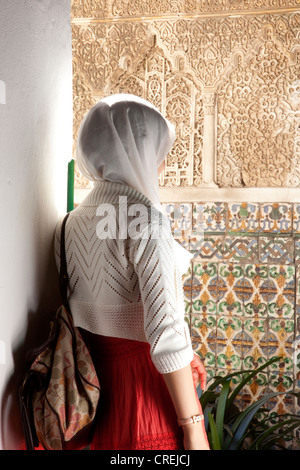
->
55, 94, 209, 450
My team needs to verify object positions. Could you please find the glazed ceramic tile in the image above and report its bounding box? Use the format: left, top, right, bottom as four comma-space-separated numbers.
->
292, 334, 300, 388
190, 234, 224, 262
191, 314, 217, 368
293, 204, 300, 236
259, 327, 295, 403
242, 364, 270, 405
264, 391, 295, 416
259, 237, 294, 264
243, 264, 269, 318
242, 318, 269, 372
223, 236, 259, 263
296, 263, 300, 326
260, 203, 292, 234
243, 353, 271, 399
192, 202, 227, 234
267, 265, 295, 318
161, 202, 192, 238
192, 262, 219, 315
178, 203, 193, 237
227, 202, 260, 234
295, 240, 300, 263
182, 264, 193, 301
161, 203, 174, 229
268, 320, 295, 364
268, 352, 295, 414
182, 264, 193, 325
216, 316, 243, 369
217, 263, 244, 316
296, 306, 300, 328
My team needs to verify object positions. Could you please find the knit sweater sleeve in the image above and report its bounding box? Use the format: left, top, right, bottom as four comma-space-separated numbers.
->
130, 213, 194, 374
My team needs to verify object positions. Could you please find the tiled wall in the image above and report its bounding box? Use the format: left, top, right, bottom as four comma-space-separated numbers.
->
162, 202, 300, 416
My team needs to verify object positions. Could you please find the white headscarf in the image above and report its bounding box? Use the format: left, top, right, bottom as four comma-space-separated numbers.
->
76, 94, 192, 274
76, 94, 175, 208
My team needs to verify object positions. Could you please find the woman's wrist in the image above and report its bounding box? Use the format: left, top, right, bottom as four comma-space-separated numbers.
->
182, 420, 203, 432
178, 413, 208, 442
177, 413, 204, 426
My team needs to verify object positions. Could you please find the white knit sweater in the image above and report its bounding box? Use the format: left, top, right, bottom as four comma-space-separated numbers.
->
54, 181, 193, 374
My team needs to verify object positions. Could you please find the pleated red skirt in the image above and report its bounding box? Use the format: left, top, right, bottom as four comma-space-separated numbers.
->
81, 332, 184, 450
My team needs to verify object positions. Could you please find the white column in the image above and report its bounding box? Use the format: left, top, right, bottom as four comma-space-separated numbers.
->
200, 91, 218, 188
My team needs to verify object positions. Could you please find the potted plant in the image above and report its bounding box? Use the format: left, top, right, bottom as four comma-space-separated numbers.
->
199, 357, 300, 450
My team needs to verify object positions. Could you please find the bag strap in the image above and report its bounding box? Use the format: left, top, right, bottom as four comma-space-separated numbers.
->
59, 212, 71, 310
19, 212, 71, 451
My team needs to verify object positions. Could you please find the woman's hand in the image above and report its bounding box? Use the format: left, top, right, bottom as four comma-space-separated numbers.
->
190, 353, 207, 390
162, 361, 210, 451
182, 354, 210, 449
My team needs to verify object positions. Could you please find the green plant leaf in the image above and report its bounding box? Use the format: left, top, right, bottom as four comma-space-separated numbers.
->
201, 359, 300, 450
206, 369, 251, 392
203, 403, 214, 432
248, 418, 300, 449
223, 423, 234, 438
226, 392, 281, 450
215, 379, 231, 447
257, 421, 300, 450
208, 412, 221, 450
250, 412, 300, 432
200, 390, 219, 410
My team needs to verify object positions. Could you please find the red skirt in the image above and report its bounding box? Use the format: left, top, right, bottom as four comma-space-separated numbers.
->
81, 332, 184, 450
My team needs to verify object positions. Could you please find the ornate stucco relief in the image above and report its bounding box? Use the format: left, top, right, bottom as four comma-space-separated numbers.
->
71, 0, 300, 18
217, 25, 300, 187
71, 6, 300, 190
115, 38, 204, 187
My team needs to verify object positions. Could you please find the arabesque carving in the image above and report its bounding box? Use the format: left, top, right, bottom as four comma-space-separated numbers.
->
71, 0, 300, 18
71, 6, 300, 189
115, 40, 204, 187
217, 25, 300, 187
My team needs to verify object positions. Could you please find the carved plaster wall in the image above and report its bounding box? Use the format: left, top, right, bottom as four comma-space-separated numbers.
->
71, 2, 300, 192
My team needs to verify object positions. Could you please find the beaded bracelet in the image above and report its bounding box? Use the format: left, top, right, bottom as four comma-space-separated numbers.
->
177, 414, 204, 426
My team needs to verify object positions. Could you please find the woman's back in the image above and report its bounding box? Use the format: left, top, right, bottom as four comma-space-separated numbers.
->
55, 180, 193, 374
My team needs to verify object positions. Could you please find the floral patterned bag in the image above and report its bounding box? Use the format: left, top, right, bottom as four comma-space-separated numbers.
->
19, 214, 100, 450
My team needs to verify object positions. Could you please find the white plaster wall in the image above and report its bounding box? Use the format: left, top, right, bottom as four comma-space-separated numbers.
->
0, 0, 72, 449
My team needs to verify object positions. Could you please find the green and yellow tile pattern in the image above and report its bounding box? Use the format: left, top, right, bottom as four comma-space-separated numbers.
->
164, 202, 300, 417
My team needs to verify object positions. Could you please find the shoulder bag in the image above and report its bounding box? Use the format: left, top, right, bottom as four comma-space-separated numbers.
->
19, 213, 100, 450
